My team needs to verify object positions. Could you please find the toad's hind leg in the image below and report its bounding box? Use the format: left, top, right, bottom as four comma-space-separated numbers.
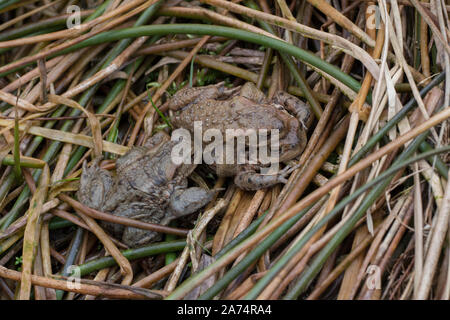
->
120, 203, 164, 247
120, 207, 164, 247
272, 91, 313, 130
122, 188, 216, 247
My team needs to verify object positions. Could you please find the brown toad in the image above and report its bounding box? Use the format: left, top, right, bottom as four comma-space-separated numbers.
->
77, 132, 215, 247
168, 82, 313, 190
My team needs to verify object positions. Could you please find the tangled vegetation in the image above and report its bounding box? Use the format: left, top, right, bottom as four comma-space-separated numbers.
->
0, 0, 449, 300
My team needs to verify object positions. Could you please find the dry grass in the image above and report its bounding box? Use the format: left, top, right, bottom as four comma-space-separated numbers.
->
0, 0, 448, 300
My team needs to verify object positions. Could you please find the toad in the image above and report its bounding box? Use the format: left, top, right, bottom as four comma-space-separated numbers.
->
77, 131, 216, 247
168, 82, 313, 190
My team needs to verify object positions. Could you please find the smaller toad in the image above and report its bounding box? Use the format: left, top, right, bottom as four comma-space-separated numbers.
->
77, 132, 215, 247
